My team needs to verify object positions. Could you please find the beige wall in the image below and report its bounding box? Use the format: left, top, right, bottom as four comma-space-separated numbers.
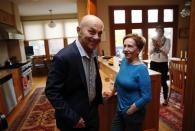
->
96, 0, 182, 56
12, 3, 23, 33
7, 40, 26, 63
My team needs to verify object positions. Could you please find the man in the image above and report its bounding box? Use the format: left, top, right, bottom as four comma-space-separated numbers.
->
149, 26, 170, 106
45, 15, 104, 131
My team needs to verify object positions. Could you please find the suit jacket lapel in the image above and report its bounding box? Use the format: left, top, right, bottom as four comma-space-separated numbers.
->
72, 43, 87, 89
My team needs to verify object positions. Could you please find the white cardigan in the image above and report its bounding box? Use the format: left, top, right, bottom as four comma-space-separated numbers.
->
149, 36, 171, 63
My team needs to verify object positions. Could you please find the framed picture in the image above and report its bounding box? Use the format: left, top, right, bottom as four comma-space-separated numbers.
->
179, 28, 189, 38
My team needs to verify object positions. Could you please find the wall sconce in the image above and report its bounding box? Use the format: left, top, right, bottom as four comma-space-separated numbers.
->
180, 1, 191, 18
48, 9, 56, 28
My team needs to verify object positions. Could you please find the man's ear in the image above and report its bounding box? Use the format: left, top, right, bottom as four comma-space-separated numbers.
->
77, 26, 80, 33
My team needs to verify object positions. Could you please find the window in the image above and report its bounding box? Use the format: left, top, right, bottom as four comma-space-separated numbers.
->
44, 20, 64, 39
48, 39, 64, 55
148, 9, 158, 23
164, 9, 173, 22
23, 19, 78, 57
115, 29, 126, 56
67, 37, 76, 44
131, 10, 142, 23
29, 40, 45, 56
114, 10, 125, 24
109, 6, 178, 59
23, 21, 44, 40
132, 29, 143, 36
64, 19, 78, 45
23, 19, 78, 41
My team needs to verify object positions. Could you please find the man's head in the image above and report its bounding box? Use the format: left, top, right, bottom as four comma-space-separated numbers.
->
77, 15, 104, 55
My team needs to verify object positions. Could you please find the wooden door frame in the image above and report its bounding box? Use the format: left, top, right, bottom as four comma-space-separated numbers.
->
183, 0, 195, 130
109, 5, 178, 59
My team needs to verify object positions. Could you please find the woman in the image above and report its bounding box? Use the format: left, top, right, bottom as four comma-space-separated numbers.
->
149, 26, 170, 106
104, 34, 152, 131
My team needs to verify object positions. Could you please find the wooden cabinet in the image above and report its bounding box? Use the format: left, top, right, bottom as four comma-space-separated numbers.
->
98, 57, 161, 131
12, 68, 23, 102
0, 85, 7, 115
0, 9, 14, 26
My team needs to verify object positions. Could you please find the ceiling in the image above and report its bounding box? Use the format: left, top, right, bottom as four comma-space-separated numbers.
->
11, 0, 77, 16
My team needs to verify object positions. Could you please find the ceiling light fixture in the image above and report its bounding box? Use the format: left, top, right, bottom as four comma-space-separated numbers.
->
180, 1, 191, 18
48, 9, 56, 28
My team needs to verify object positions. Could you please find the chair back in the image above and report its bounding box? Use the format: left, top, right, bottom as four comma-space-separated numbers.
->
169, 60, 187, 95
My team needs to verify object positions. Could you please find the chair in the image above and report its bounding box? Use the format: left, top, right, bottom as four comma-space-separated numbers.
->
32, 56, 48, 76
168, 59, 187, 107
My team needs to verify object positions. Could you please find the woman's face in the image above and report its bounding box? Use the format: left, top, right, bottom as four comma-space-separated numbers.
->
123, 38, 139, 61
156, 28, 164, 37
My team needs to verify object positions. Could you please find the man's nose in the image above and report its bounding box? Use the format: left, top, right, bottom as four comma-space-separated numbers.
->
93, 34, 100, 40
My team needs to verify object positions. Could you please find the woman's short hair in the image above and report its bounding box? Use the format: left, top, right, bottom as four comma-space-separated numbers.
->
123, 33, 146, 51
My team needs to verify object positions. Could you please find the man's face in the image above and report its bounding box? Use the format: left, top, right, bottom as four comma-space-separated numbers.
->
77, 22, 103, 54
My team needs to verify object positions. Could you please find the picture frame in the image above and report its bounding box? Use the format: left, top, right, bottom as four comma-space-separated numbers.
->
179, 28, 189, 38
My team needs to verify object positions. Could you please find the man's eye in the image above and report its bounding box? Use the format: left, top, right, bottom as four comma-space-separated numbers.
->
98, 32, 102, 37
89, 30, 96, 35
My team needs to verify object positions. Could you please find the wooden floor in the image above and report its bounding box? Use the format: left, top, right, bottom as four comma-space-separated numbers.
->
7, 75, 173, 131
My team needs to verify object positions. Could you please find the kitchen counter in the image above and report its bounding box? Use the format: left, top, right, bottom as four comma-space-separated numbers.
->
0, 66, 25, 117
98, 56, 161, 131
99, 56, 160, 77
0, 69, 12, 81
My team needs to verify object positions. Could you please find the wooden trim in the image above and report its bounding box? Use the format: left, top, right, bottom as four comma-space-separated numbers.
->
0, 9, 14, 26
21, 13, 77, 21
63, 37, 68, 47
44, 39, 50, 60
0, 86, 7, 115
109, 7, 115, 56
183, 0, 195, 130
87, 0, 97, 15
24, 40, 29, 47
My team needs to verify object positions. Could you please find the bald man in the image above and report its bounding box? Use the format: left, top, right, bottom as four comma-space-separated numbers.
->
45, 15, 104, 131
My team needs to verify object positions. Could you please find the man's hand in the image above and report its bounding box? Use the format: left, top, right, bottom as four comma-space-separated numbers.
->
74, 118, 85, 128
103, 91, 113, 100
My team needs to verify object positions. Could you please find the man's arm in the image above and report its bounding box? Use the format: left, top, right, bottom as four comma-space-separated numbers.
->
45, 55, 80, 126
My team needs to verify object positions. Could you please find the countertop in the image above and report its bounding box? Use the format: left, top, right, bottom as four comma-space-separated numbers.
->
98, 56, 161, 76
0, 69, 12, 84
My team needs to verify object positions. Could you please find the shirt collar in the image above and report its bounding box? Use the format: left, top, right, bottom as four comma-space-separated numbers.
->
75, 39, 96, 59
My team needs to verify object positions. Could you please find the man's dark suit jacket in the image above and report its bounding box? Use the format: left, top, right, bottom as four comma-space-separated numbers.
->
45, 42, 103, 129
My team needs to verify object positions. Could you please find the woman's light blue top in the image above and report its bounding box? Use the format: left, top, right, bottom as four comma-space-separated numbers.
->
115, 58, 152, 113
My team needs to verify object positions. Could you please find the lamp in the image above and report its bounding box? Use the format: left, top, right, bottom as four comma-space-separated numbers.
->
48, 9, 56, 28
180, 1, 191, 18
